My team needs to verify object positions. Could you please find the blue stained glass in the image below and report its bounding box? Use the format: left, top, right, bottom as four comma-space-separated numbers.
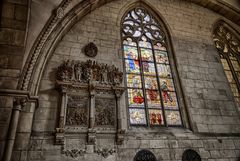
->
124, 45, 138, 60
125, 59, 140, 74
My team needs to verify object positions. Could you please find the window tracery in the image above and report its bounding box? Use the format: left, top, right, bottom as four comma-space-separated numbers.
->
213, 23, 240, 108
122, 7, 182, 126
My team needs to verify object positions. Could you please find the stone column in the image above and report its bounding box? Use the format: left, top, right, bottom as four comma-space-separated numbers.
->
3, 98, 26, 161
87, 85, 96, 145
89, 88, 95, 129
114, 88, 125, 145
55, 91, 67, 145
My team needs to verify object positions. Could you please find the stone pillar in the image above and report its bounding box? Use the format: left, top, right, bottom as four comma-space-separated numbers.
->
114, 88, 125, 145
55, 92, 67, 145
88, 87, 96, 145
3, 98, 26, 161
89, 90, 95, 129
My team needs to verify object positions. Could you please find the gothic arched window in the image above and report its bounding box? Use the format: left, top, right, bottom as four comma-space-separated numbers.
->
122, 7, 182, 126
213, 23, 240, 109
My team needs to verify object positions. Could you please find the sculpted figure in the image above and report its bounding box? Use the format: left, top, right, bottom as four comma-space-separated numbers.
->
107, 65, 115, 84
74, 62, 82, 81
100, 64, 108, 84
92, 61, 100, 81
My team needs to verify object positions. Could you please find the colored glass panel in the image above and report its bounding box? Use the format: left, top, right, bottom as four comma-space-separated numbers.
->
224, 70, 235, 83
123, 38, 137, 46
126, 74, 142, 88
221, 58, 230, 70
155, 50, 169, 64
142, 62, 156, 75
165, 110, 182, 125
140, 48, 154, 62
237, 72, 240, 80
146, 90, 161, 108
154, 43, 167, 51
144, 76, 158, 89
160, 78, 175, 91
123, 7, 182, 127
129, 108, 147, 125
124, 45, 138, 60
157, 64, 171, 78
128, 89, 145, 107
149, 109, 164, 125
230, 84, 240, 97
231, 60, 240, 71
125, 59, 140, 74
139, 40, 152, 48
162, 91, 178, 109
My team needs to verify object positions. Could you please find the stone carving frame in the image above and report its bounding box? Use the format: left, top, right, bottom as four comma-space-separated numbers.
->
55, 60, 125, 145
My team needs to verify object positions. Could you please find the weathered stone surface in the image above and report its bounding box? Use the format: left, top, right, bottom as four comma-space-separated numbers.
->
1, 0, 240, 161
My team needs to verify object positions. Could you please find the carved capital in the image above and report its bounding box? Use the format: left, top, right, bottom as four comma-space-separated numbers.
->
13, 97, 27, 110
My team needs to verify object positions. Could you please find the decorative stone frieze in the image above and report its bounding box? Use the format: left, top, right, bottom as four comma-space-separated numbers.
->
56, 59, 123, 85
95, 147, 116, 158
63, 149, 86, 158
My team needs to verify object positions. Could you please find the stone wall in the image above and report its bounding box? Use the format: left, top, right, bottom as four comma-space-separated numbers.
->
5, 0, 240, 160
0, 0, 29, 160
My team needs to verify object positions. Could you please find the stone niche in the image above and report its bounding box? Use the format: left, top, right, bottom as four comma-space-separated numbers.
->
55, 59, 125, 146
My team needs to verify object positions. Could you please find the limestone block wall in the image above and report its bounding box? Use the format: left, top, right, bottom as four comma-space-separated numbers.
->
0, 0, 29, 160
13, 0, 240, 161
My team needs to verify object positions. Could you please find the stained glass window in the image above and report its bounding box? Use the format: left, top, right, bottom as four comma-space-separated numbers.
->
122, 7, 182, 126
213, 23, 240, 110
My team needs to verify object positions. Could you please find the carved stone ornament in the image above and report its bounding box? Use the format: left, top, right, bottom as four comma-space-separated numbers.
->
66, 96, 88, 126
56, 7, 65, 19
95, 98, 115, 126
63, 149, 86, 158
56, 59, 123, 85
95, 148, 116, 158
84, 42, 98, 57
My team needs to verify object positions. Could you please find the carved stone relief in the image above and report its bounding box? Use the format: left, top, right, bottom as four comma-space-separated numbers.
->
66, 96, 88, 126
84, 42, 98, 57
56, 59, 123, 85
95, 98, 115, 126
55, 59, 125, 145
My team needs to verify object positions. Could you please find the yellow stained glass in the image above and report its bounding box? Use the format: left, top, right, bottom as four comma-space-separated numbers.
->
230, 84, 240, 97
224, 70, 235, 83
126, 74, 142, 88
231, 60, 240, 71
221, 58, 230, 70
